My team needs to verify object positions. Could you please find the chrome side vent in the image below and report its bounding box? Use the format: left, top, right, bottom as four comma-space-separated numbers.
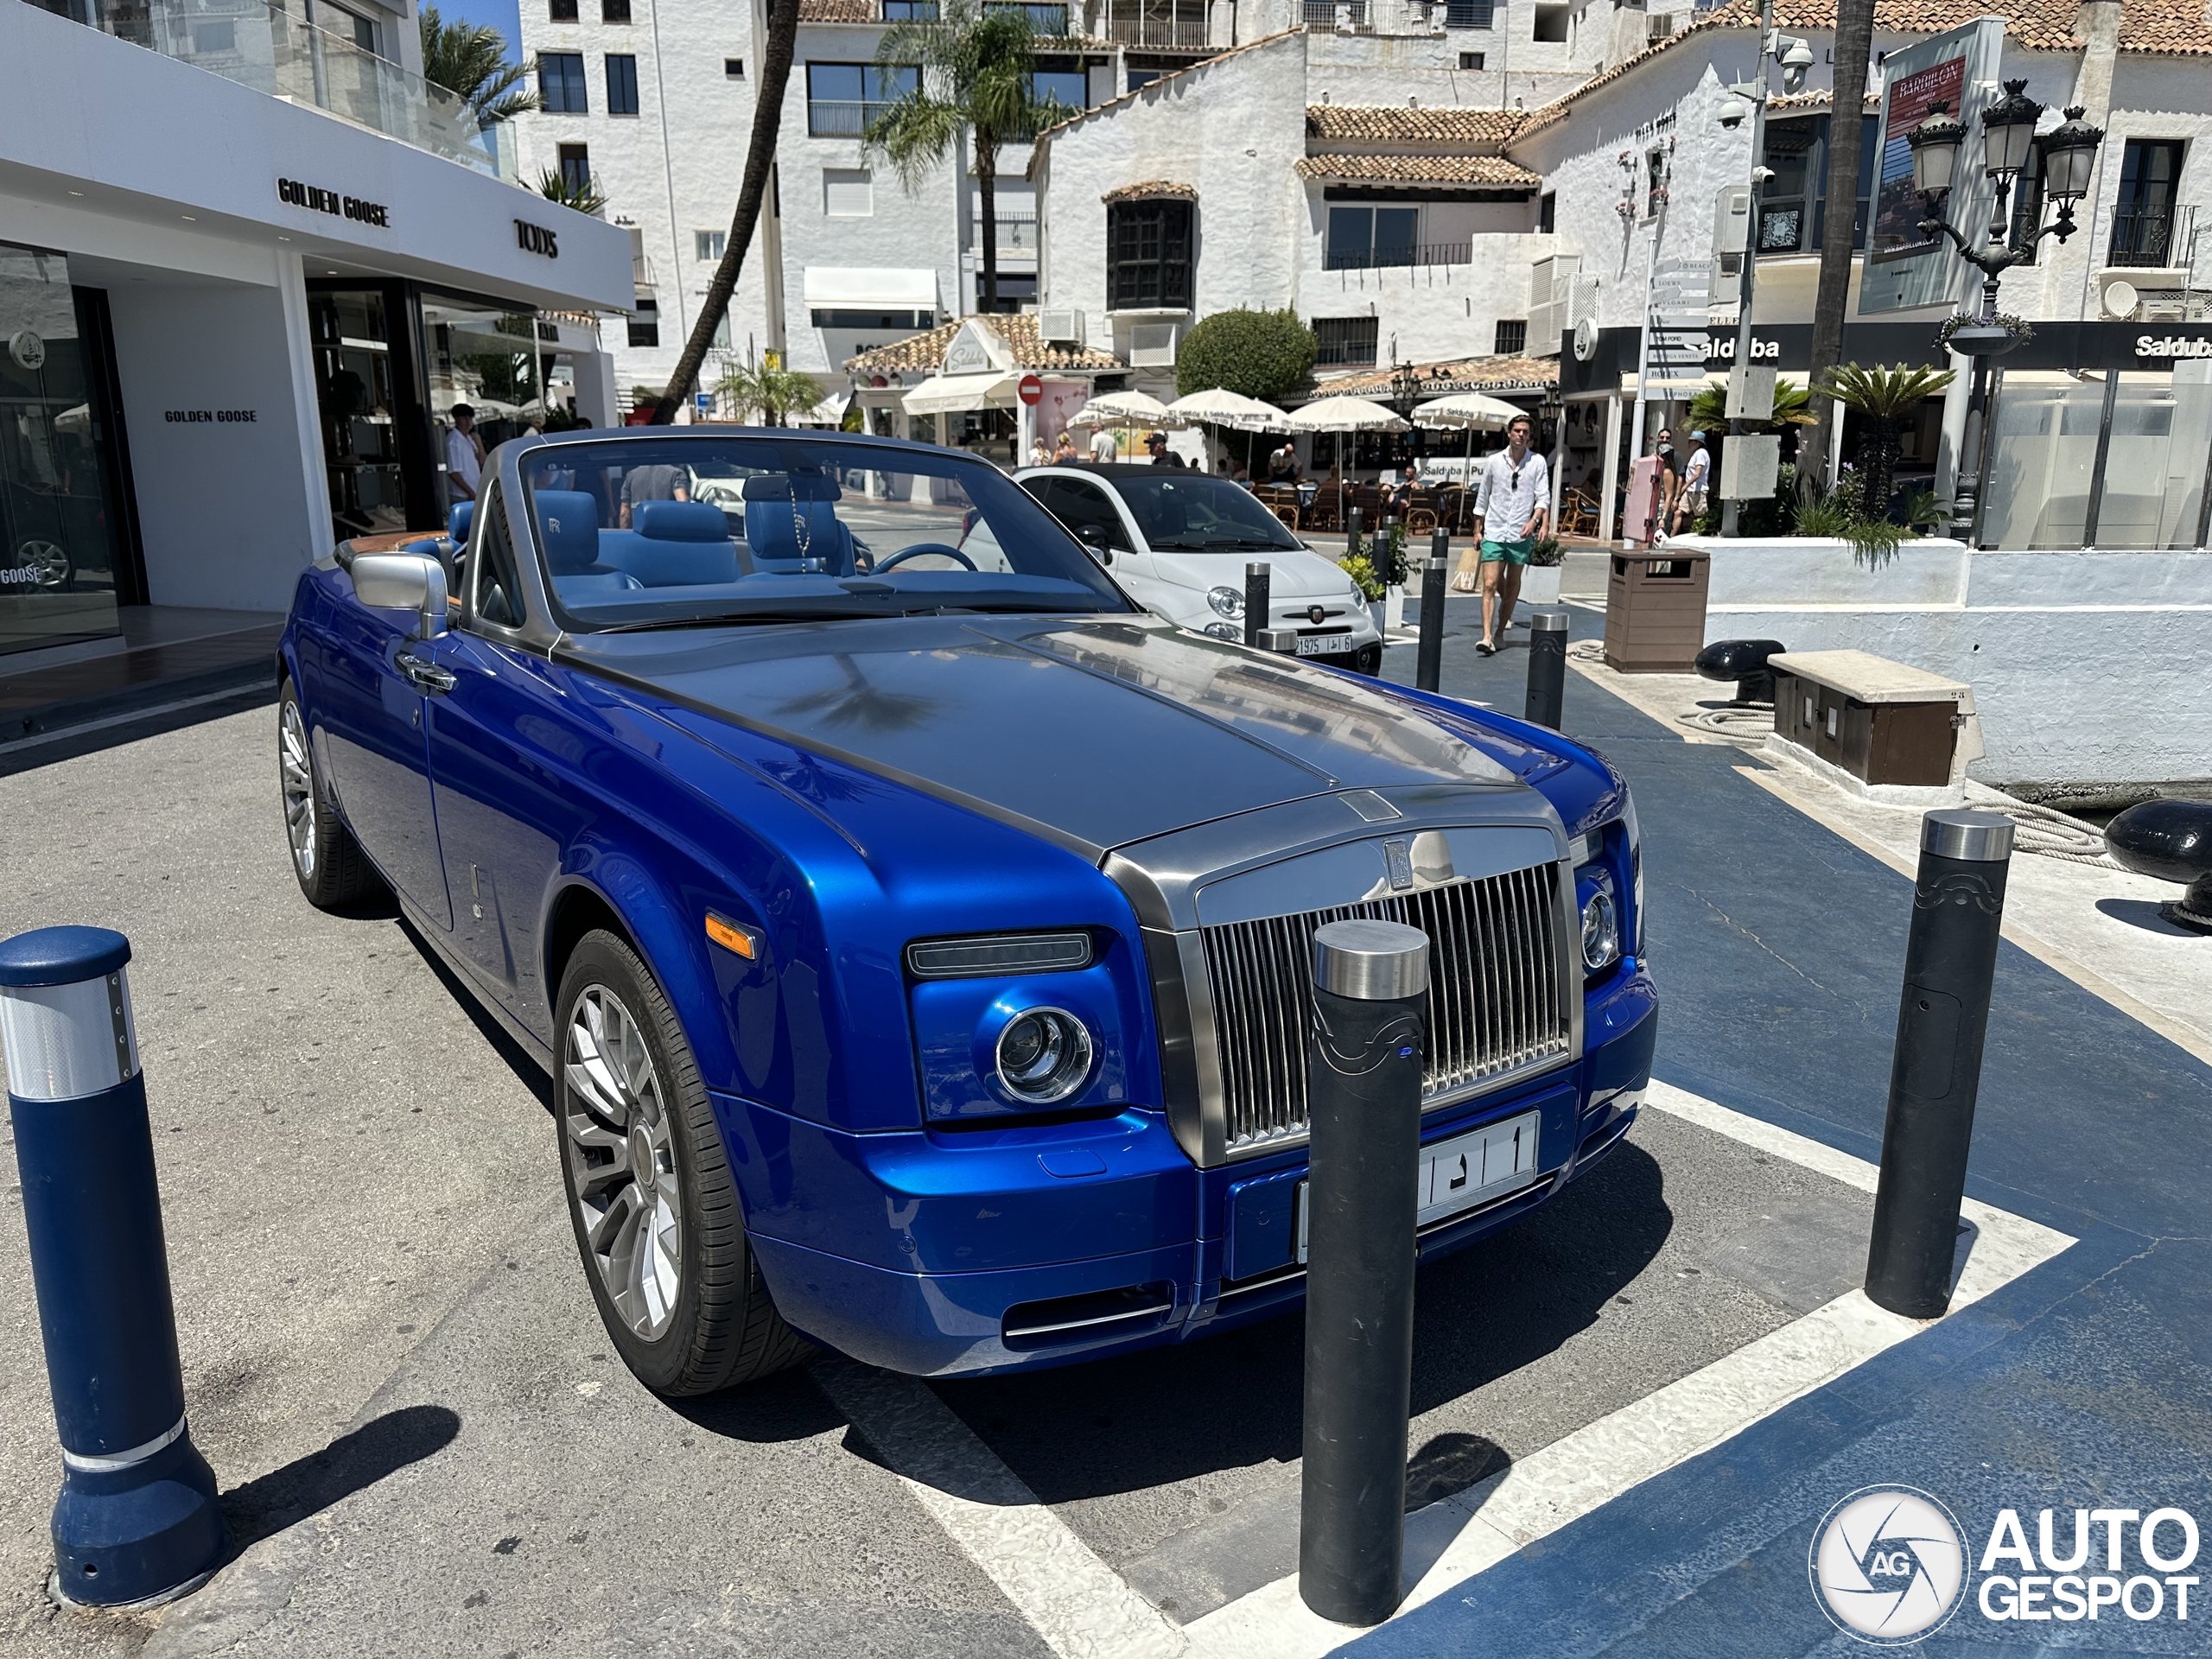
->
1198, 863, 1570, 1152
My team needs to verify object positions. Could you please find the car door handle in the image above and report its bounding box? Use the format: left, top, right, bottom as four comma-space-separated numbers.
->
396, 651, 456, 695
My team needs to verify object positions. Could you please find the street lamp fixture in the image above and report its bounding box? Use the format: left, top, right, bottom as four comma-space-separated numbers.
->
1910, 79, 2105, 538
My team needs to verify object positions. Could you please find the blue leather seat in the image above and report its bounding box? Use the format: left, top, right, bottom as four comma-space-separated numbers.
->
741, 473, 854, 575
448, 501, 474, 545
603, 500, 742, 586
532, 488, 642, 603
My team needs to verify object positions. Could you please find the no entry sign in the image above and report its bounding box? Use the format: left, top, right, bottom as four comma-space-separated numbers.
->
1017, 374, 1043, 406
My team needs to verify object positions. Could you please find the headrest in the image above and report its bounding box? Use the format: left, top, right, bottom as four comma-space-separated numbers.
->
636, 500, 731, 543
448, 500, 474, 545
532, 489, 603, 573
740, 471, 842, 505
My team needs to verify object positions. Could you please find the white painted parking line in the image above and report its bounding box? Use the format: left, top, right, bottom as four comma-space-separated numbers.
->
821, 1085, 2073, 1659
1173, 1084, 2075, 1659
813, 1358, 1191, 1659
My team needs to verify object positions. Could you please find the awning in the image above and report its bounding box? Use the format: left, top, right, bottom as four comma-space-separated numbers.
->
804, 267, 942, 309
901, 371, 1020, 415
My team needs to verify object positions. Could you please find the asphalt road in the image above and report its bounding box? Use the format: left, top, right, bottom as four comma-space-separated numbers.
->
0, 630, 1874, 1656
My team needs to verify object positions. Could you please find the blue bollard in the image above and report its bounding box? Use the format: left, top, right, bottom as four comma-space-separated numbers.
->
0, 927, 224, 1606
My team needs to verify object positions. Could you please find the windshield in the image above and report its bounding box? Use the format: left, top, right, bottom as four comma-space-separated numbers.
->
1111, 474, 1305, 553
516, 435, 1134, 631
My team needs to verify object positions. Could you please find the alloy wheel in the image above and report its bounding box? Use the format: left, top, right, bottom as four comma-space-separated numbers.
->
280, 699, 316, 880
16, 540, 69, 588
563, 985, 683, 1339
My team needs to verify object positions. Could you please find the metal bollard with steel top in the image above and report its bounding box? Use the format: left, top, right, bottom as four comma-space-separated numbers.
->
1346, 505, 1363, 558
1256, 627, 1301, 656
1244, 560, 1271, 649
1300, 918, 1429, 1627
1415, 537, 1449, 693
1524, 612, 1569, 729
1865, 811, 2015, 1319
0, 927, 224, 1606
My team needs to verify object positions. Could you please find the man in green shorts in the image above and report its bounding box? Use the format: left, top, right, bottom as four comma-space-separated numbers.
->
1471, 413, 1550, 654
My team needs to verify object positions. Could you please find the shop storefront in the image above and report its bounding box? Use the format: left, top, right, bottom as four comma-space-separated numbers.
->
2, 0, 631, 668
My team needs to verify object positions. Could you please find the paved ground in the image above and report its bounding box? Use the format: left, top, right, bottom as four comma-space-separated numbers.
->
0, 596, 2202, 1656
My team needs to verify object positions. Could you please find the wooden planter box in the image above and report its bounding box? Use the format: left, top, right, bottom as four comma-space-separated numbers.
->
1770, 650, 1968, 788
1602, 550, 1710, 672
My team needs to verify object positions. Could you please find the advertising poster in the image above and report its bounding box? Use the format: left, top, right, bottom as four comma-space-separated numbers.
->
1858, 16, 2005, 315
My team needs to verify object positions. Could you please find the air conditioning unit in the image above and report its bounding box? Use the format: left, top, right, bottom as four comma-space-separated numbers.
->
1038, 307, 1085, 345
1128, 322, 1179, 366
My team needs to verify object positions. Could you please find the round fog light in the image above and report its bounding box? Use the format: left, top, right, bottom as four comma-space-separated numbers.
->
995, 1007, 1095, 1104
1203, 621, 1240, 640
1580, 890, 1620, 973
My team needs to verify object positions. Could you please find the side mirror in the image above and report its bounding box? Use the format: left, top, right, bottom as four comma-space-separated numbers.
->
351, 553, 449, 639
1075, 523, 1114, 564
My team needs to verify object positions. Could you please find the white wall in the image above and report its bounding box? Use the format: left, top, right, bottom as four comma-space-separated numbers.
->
103, 275, 328, 613
1688, 538, 2212, 783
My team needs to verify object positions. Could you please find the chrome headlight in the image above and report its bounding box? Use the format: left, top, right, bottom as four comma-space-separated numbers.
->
1207, 585, 1244, 619
1580, 889, 1620, 974
995, 1007, 1096, 1104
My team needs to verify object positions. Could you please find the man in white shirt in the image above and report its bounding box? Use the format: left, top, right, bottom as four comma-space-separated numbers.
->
1088, 423, 1119, 464
444, 404, 484, 503
1471, 413, 1550, 654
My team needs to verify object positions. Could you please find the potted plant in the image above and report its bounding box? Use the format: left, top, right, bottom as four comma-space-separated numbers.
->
1521, 536, 1564, 604
1340, 549, 1387, 639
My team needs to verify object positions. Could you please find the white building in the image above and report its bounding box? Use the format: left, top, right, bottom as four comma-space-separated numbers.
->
1503, 0, 2212, 547
1029, 29, 1562, 398
2, 0, 628, 669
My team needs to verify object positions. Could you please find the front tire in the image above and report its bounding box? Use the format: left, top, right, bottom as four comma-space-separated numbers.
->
556, 931, 808, 1395
279, 682, 376, 909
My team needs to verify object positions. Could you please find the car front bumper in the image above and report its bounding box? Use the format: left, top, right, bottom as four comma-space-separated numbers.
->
723, 967, 1658, 1377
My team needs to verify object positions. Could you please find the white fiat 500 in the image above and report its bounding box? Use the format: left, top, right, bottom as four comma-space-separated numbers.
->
1014, 464, 1383, 674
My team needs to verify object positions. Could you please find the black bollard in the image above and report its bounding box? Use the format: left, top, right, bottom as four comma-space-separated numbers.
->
1244, 560, 1271, 649
1300, 918, 1428, 1627
1415, 548, 1448, 692
1865, 811, 2015, 1319
1524, 612, 1568, 728
1346, 505, 1363, 559
0, 927, 224, 1606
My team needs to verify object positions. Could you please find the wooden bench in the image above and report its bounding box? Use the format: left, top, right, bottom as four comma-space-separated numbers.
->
1768, 650, 1982, 791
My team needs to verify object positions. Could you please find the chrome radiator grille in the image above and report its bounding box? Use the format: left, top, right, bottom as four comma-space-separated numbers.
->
1198, 862, 1570, 1151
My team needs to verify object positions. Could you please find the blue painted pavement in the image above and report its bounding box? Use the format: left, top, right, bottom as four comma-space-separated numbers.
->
1364, 602, 2212, 1655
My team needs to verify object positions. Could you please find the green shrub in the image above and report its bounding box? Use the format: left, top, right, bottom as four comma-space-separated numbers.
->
1529, 535, 1563, 568
1339, 552, 1385, 601
1176, 308, 1318, 403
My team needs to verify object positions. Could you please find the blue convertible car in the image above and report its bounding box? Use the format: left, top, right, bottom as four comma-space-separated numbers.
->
278, 429, 1656, 1393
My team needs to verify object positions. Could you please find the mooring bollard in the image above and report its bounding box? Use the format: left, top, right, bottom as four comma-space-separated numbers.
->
1524, 611, 1569, 729
1865, 811, 2015, 1319
1415, 548, 1448, 693
1244, 559, 1271, 649
0, 927, 224, 1606
1300, 918, 1428, 1627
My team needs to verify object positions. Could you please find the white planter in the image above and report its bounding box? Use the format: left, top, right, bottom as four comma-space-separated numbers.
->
1383, 586, 1405, 629
1369, 598, 1390, 639
1520, 565, 1561, 604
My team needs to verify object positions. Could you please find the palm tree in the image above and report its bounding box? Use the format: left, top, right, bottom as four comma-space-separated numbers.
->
1687, 379, 1818, 435
1800, 0, 1878, 499
865, 1, 1077, 313
652, 0, 802, 423
537, 168, 607, 216
417, 5, 537, 124
714, 350, 823, 426
1815, 363, 1956, 521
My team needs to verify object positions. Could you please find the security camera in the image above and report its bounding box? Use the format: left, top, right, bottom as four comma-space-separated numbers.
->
1719, 105, 1745, 130
1777, 36, 1815, 94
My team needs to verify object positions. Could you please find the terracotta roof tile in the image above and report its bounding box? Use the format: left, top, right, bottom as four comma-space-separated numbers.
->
797, 0, 874, 19
1293, 154, 1541, 188
1304, 105, 1527, 144
843, 314, 1123, 375
1515, 0, 2212, 143
1321, 353, 1557, 396
1102, 179, 1198, 201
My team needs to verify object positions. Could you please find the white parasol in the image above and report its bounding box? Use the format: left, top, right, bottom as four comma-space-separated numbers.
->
1411, 391, 1527, 430
1283, 395, 1410, 433
1065, 390, 1173, 429
1164, 387, 1291, 432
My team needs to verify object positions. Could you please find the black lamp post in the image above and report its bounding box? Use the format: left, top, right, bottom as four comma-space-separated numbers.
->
1908, 83, 2104, 537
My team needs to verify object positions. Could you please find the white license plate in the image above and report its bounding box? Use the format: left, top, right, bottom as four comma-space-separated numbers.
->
1295, 1110, 1542, 1263
1294, 633, 1341, 657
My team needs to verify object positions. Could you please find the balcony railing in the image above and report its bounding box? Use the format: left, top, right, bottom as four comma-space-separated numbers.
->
41, 0, 515, 179
2108, 205, 2195, 270
1302, 0, 1370, 28
808, 98, 903, 137
974, 215, 1039, 254
1099, 12, 1209, 47
1324, 239, 1474, 271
